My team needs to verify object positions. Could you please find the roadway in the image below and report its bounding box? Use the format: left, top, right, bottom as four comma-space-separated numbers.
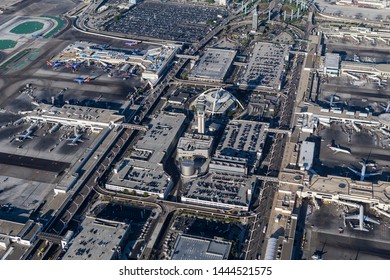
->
172, 76, 235, 88
244, 18, 308, 256
244, 181, 277, 260
244, 9, 315, 260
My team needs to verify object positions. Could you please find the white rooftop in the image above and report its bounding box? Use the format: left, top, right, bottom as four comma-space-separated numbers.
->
135, 112, 186, 163
298, 141, 315, 170
324, 53, 340, 69
63, 216, 129, 260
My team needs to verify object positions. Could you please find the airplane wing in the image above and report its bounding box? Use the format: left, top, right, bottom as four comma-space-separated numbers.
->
364, 216, 380, 225
365, 172, 382, 178
345, 214, 359, 220
347, 167, 361, 176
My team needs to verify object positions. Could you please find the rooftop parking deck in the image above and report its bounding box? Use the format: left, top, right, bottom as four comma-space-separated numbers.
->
182, 171, 256, 211
240, 42, 288, 90
216, 120, 268, 171
189, 48, 236, 82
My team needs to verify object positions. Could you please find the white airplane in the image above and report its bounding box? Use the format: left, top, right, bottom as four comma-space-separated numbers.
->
327, 143, 350, 154
347, 160, 382, 181
67, 134, 83, 146
324, 94, 342, 109
379, 101, 390, 113
15, 130, 33, 142
345, 205, 379, 232
15, 124, 37, 142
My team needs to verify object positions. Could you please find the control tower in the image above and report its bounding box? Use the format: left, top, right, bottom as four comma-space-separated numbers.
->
252, 8, 258, 32
196, 95, 206, 134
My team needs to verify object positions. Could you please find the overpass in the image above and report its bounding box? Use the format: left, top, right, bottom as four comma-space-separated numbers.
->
37, 232, 63, 245
266, 128, 292, 136
254, 175, 280, 183
172, 78, 234, 88
233, 61, 248, 67
176, 54, 199, 60
289, 50, 307, 56
120, 123, 148, 131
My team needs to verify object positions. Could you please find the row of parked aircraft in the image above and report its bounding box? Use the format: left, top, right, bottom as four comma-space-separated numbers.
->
13, 122, 85, 146
46, 60, 93, 85
326, 141, 382, 181
46, 60, 84, 71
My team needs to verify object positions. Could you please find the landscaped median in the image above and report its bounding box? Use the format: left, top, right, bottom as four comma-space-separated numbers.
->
10, 21, 44, 34
41, 16, 65, 38
0, 40, 17, 50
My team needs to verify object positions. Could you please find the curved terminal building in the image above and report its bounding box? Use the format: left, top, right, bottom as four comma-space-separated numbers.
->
192, 88, 242, 116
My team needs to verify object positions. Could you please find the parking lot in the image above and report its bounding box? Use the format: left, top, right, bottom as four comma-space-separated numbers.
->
239, 42, 288, 90
104, 2, 229, 42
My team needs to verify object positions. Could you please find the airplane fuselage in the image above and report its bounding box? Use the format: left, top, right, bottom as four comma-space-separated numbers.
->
328, 146, 350, 154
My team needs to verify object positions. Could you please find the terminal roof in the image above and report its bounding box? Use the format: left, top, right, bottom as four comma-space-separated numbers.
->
171, 234, 231, 260
63, 216, 129, 260
108, 158, 172, 195
135, 112, 186, 164
25, 104, 123, 127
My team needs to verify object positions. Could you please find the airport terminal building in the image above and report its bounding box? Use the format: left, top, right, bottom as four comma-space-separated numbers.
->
22, 104, 124, 132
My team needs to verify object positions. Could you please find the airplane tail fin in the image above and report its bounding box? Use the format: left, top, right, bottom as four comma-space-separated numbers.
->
46, 61, 52, 67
